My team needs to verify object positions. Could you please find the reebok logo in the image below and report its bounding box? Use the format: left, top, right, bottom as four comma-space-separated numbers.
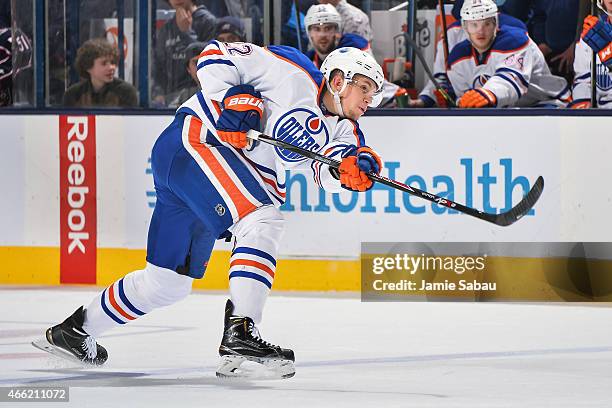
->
60, 115, 97, 284
65, 117, 90, 254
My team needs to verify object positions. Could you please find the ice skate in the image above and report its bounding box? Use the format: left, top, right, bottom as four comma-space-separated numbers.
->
216, 300, 295, 379
32, 306, 108, 366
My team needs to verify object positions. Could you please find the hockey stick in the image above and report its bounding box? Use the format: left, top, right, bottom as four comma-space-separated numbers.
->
403, 32, 456, 107
247, 130, 544, 227
591, 0, 598, 107
438, 0, 451, 69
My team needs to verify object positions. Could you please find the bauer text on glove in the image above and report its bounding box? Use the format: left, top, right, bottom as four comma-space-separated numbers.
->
216, 84, 263, 148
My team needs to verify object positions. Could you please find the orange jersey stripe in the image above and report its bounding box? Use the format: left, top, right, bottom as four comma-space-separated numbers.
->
230, 259, 275, 278
199, 49, 224, 58
187, 118, 257, 218
351, 124, 361, 147
108, 284, 136, 321
212, 100, 222, 116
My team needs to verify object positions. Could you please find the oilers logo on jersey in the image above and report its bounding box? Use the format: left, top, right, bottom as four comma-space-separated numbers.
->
597, 64, 612, 91
272, 107, 329, 163
472, 74, 491, 88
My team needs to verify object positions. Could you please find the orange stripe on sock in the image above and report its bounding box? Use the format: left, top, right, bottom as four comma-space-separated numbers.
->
108, 284, 136, 321
187, 118, 258, 218
230, 259, 275, 278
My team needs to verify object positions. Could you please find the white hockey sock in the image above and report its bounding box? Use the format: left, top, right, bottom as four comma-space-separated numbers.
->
228, 205, 284, 324
82, 263, 193, 337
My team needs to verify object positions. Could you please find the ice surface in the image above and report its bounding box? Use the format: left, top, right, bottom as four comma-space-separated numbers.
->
1, 286, 611, 407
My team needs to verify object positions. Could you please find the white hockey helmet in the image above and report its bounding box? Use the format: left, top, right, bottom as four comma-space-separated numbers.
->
304, 4, 343, 32
320, 47, 384, 111
597, 0, 612, 16
460, 0, 499, 22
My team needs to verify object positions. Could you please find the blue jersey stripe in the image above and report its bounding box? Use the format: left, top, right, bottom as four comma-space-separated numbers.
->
496, 67, 529, 88
176, 107, 200, 120
197, 59, 236, 70
349, 120, 366, 147
196, 91, 217, 127
574, 73, 591, 81
496, 73, 522, 100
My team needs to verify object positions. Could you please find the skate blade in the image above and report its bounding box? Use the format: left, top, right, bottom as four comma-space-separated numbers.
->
31, 338, 97, 368
216, 355, 295, 380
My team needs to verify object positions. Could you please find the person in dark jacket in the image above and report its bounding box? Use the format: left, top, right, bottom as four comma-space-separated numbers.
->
64, 38, 138, 108
152, 0, 216, 107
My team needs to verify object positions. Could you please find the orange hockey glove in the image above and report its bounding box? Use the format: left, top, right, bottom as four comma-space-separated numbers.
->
569, 100, 591, 109
458, 88, 497, 108
338, 146, 382, 192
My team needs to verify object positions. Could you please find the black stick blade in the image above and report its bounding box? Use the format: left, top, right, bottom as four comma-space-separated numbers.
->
490, 176, 545, 226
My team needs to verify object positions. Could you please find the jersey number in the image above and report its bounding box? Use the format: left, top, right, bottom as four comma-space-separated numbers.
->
225, 43, 253, 56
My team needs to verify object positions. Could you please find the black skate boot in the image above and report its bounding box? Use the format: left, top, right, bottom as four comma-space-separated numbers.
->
216, 299, 295, 379
32, 306, 108, 365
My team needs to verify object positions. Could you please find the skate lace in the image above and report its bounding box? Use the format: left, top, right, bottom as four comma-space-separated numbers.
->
249, 323, 275, 348
81, 336, 98, 360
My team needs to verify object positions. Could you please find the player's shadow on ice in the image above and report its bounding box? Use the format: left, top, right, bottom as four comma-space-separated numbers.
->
21, 368, 447, 397
23, 368, 268, 389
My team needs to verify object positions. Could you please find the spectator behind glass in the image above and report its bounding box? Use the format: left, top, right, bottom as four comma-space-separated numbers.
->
199, 0, 264, 44
169, 19, 246, 107
318, 0, 372, 42
497, 0, 579, 79
282, 0, 316, 50
215, 16, 246, 42
167, 41, 205, 108
152, 0, 216, 107
64, 38, 138, 108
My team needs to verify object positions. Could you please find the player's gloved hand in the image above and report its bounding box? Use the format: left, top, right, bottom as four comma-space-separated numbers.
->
458, 88, 497, 108
582, 15, 612, 52
582, 15, 612, 69
216, 84, 264, 148
569, 100, 591, 109
338, 146, 382, 192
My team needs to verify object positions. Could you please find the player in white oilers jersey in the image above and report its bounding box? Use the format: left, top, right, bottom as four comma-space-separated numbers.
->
411, 0, 527, 108
571, 0, 612, 108
304, 4, 370, 68
303, 3, 399, 106
447, 0, 570, 108
35, 43, 384, 379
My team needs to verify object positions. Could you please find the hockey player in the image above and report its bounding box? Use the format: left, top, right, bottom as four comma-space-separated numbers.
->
35, 44, 384, 379
411, 0, 527, 108
570, 0, 612, 108
447, 0, 570, 108
303, 3, 400, 106
304, 3, 369, 69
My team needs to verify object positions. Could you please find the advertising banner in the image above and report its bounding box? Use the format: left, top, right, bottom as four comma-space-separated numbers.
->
59, 115, 97, 284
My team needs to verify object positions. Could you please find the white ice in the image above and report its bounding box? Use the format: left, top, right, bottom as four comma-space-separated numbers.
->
1, 286, 611, 408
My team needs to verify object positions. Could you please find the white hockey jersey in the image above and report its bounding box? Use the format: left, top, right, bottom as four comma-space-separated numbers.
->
446, 26, 570, 108
178, 41, 369, 206
572, 38, 612, 108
